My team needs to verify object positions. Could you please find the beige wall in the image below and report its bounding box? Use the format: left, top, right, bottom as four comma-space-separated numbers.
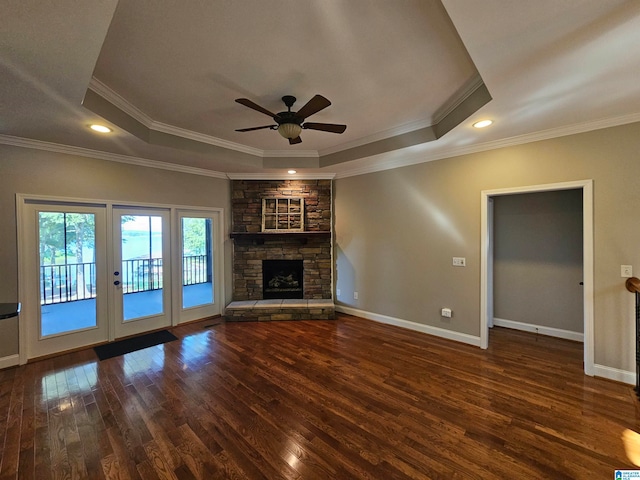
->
0, 144, 232, 358
493, 190, 583, 333
335, 121, 640, 372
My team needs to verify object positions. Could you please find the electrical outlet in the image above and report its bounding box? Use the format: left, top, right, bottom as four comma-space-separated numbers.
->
336, 288, 341, 296
452, 257, 466, 267
622, 265, 633, 278
354, 291, 358, 300
441, 308, 452, 318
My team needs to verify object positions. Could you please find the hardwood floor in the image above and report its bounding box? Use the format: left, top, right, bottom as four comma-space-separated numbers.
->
1, 314, 639, 479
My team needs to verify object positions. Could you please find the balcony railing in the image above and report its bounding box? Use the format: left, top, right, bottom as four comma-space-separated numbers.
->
120, 258, 163, 294
183, 254, 208, 285
40, 255, 209, 305
40, 262, 96, 305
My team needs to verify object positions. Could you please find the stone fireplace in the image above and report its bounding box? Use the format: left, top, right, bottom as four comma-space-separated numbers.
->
226, 179, 335, 321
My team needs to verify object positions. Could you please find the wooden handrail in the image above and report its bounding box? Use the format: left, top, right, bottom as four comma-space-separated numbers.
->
626, 276, 640, 293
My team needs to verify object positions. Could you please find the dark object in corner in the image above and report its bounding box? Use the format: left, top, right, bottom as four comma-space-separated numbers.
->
0, 303, 21, 320
94, 330, 178, 360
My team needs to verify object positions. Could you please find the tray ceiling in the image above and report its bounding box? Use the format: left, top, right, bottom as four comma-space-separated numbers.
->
1, 0, 639, 176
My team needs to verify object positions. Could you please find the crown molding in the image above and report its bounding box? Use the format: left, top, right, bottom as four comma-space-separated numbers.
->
88, 77, 154, 127
334, 111, 640, 179
227, 173, 335, 180
262, 149, 319, 158
319, 118, 434, 157
88, 78, 268, 157
319, 75, 486, 157
432, 74, 485, 125
150, 120, 264, 157
3, 110, 639, 182
0, 134, 228, 179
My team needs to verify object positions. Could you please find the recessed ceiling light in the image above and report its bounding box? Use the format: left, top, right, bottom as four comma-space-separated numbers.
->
90, 124, 112, 133
472, 119, 493, 129
288, 170, 297, 174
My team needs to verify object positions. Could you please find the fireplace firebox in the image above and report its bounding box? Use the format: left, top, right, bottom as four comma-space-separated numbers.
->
262, 260, 303, 299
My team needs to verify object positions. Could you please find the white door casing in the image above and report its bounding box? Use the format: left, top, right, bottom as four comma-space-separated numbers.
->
480, 180, 594, 376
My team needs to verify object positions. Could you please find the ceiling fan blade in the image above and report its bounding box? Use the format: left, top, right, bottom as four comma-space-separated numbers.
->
235, 125, 276, 132
235, 98, 277, 118
295, 95, 331, 119
302, 122, 347, 134
289, 136, 302, 145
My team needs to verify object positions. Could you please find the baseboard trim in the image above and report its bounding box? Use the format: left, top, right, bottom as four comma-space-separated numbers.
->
0, 354, 19, 370
493, 318, 584, 342
593, 364, 635, 385
336, 305, 481, 347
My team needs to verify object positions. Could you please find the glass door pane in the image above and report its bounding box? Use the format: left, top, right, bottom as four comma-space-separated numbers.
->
121, 214, 164, 320
39, 211, 98, 336
177, 210, 220, 324
181, 217, 213, 308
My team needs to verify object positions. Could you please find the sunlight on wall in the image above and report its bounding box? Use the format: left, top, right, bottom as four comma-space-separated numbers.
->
403, 181, 466, 247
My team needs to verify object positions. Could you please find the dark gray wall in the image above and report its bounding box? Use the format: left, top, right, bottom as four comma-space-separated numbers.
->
493, 190, 583, 333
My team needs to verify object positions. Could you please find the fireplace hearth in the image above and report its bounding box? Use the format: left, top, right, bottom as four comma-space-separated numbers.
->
262, 260, 303, 299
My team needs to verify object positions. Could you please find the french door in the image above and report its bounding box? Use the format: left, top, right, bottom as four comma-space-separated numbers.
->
22, 202, 109, 358
19, 197, 223, 361
112, 207, 171, 338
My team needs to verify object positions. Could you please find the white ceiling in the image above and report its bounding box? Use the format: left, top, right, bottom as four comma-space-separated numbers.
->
2, 0, 640, 178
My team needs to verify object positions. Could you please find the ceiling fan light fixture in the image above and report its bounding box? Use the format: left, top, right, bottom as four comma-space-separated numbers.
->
277, 123, 302, 139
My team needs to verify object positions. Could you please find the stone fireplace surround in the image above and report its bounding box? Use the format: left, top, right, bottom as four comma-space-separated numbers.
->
225, 179, 335, 321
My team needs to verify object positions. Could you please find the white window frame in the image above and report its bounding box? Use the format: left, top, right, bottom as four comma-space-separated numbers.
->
261, 197, 304, 232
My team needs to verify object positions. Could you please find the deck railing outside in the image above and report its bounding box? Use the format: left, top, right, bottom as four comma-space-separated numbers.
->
183, 254, 208, 285
40, 255, 209, 305
40, 262, 96, 305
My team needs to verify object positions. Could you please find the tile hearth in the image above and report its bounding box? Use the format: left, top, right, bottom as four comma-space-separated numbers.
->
225, 299, 335, 322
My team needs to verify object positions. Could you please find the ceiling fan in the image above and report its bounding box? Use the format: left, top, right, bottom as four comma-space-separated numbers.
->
235, 94, 346, 145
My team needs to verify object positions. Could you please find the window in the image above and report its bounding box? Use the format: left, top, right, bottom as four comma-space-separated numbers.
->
262, 197, 304, 232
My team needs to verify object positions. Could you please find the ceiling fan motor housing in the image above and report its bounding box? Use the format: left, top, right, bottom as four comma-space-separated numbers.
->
282, 95, 296, 109
235, 94, 346, 144
277, 96, 301, 126
276, 111, 302, 126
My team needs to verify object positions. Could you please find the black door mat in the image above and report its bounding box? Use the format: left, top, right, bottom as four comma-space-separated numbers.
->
94, 330, 178, 360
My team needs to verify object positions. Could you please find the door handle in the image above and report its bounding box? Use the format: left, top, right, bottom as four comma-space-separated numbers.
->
114, 280, 121, 286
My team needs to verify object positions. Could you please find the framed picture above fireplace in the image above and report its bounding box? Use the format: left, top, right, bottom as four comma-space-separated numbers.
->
262, 197, 304, 232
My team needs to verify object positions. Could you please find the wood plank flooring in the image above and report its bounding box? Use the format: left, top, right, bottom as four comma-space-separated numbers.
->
1, 314, 639, 479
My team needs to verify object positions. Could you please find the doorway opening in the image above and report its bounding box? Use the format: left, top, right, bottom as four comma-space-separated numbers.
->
480, 180, 594, 376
